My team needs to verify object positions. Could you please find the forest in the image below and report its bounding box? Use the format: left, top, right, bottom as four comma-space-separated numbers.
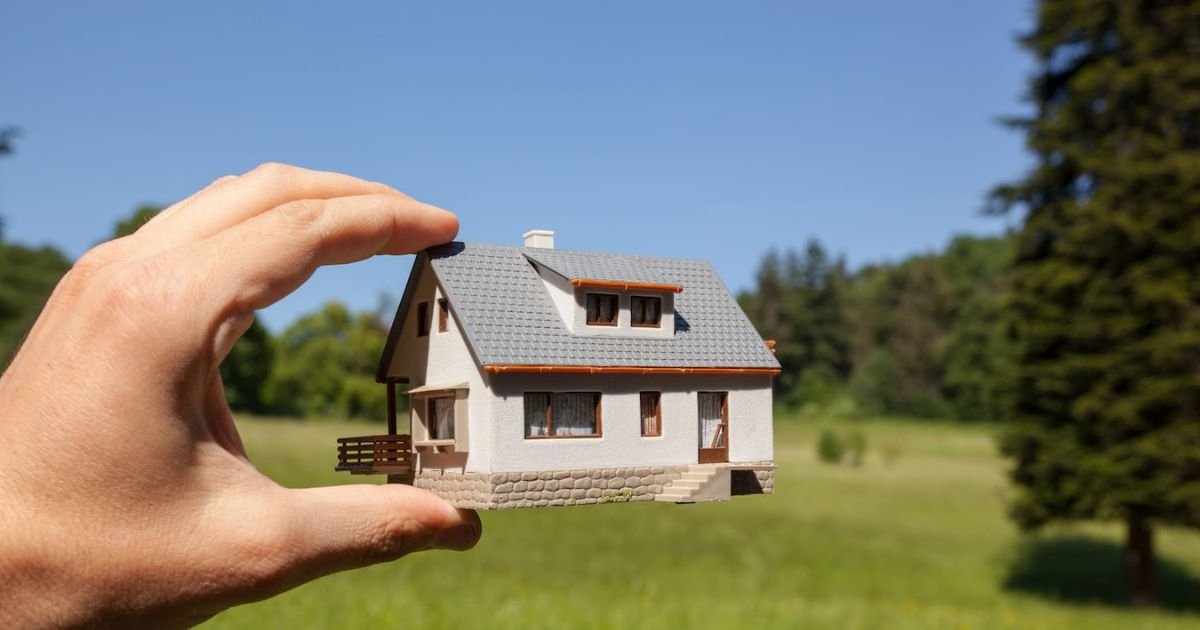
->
739, 233, 1013, 421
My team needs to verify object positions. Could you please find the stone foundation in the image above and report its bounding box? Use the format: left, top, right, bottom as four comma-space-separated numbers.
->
407, 471, 493, 510
406, 462, 774, 510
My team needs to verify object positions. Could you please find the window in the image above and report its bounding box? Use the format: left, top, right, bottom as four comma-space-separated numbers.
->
438, 298, 449, 333
631, 296, 662, 327
585, 293, 618, 326
640, 392, 661, 436
416, 301, 429, 337
524, 392, 601, 437
428, 396, 455, 439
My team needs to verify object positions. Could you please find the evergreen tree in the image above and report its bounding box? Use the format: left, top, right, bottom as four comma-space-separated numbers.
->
940, 235, 1017, 421
742, 241, 851, 408
992, 0, 1200, 606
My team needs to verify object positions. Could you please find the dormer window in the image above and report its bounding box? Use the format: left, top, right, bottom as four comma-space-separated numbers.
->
585, 293, 618, 326
631, 295, 662, 328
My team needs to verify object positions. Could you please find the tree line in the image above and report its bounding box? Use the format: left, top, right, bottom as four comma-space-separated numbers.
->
739, 233, 1015, 421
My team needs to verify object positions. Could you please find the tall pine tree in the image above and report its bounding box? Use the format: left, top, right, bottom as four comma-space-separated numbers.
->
991, 0, 1200, 606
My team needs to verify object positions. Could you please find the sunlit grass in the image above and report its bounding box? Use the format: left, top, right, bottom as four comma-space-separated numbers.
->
205, 415, 1200, 629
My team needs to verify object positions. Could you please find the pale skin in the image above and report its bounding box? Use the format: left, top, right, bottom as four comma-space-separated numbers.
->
0, 163, 482, 628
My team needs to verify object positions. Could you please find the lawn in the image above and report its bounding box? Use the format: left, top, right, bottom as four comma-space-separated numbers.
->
204, 416, 1200, 629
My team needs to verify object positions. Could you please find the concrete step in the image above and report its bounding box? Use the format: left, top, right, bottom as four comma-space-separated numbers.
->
682, 472, 715, 482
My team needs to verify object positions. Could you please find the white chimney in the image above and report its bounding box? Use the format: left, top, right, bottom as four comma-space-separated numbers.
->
523, 229, 555, 249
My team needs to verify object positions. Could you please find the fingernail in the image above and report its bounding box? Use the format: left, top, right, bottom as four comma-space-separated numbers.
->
432, 523, 479, 551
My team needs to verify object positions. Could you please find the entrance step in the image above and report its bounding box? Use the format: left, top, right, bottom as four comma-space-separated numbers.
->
654, 464, 731, 503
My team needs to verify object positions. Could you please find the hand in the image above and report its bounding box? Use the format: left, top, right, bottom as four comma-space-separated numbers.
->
0, 163, 481, 628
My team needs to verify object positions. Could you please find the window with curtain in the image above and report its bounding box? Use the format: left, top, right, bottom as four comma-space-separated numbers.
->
585, 293, 618, 326
524, 392, 601, 437
631, 296, 662, 327
640, 392, 661, 436
698, 392, 726, 448
429, 397, 455, 439
437, 298, 449, 333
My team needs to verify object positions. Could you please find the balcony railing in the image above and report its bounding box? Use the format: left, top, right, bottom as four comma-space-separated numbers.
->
335, 434, 413, 475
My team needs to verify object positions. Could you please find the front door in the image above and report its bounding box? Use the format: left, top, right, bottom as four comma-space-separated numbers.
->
698, 392, 728, 463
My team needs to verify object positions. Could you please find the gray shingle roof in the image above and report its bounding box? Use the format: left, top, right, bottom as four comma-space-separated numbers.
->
423, 242, 779, 369
523, 247, 680, 285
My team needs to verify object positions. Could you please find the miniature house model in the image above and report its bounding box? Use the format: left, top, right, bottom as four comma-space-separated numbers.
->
335, 230, 779, 509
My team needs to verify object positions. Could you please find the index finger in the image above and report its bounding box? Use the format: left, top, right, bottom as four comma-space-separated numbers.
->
206, 193, 458, 310
137, 163, 402, 255
147, 192, 457, 361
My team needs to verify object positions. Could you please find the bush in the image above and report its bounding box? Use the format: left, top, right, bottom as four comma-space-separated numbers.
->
817, 428, 844, 464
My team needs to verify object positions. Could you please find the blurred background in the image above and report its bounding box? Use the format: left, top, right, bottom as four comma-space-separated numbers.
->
2, 1, 1197, 628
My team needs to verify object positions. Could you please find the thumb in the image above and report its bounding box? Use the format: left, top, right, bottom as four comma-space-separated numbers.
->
284, 484, 481, 576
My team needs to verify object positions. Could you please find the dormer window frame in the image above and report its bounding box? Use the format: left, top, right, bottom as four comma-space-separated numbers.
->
585, 292, 620, 327
630, 294, 663, 329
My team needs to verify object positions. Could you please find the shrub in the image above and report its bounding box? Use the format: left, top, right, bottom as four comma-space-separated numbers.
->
817, 428, 844, 464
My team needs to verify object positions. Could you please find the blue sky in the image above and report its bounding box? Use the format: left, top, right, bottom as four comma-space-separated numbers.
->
1, 1, 1033, 332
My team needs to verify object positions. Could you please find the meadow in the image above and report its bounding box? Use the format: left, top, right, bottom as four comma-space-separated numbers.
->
204, 416, 1200, 629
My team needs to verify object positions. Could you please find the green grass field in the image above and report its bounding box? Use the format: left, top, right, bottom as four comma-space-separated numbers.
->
204, 416, 1200, 629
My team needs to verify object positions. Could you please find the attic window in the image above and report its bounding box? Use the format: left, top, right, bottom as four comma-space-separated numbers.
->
585, 293, 618, 326
631, 296, 661, 327
417, 301, 429, 337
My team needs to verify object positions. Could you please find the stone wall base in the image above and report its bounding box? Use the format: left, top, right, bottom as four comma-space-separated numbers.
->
406, 462, 774, 510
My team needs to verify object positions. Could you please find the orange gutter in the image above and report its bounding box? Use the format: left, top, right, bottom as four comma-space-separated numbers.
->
485, 365, 780, 375
570, 279, 684, 294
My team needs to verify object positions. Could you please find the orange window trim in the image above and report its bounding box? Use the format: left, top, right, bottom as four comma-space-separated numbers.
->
640, 391, 662, 437
524, 391, 602, 439
486, 365, 780, 375
570, 279, 684, 294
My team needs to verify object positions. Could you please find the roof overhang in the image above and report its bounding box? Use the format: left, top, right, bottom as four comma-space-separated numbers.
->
569, 279, 684, 293
484, 365, 779, 375
408, 381, 470, 395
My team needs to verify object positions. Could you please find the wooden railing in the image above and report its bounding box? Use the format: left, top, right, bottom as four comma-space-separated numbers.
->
335, 435, 413, 475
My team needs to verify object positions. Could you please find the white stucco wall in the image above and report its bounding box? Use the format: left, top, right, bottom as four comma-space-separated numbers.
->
487, 373, 773, 472
385, 262, 493, 472
536, 266, 577, 329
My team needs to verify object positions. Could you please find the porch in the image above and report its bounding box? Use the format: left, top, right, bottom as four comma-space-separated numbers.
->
334, 434, 413, 475
335, 379, 469, 477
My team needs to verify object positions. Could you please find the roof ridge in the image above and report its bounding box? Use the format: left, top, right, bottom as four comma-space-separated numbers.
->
428, 240, 710, 265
